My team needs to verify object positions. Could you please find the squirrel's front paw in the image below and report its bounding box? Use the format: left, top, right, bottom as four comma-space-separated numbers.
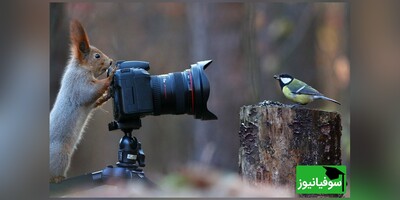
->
94, 91, 111, 108
50, 175, 65, 183
108, 65, 118, 79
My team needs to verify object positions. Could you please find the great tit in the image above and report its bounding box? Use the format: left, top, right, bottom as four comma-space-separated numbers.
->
273, 74, 341, 105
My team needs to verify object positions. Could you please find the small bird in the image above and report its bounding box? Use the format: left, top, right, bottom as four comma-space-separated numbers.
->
273, 74, 340, 105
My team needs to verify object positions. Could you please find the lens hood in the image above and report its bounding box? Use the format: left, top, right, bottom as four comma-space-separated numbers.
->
190, 60, 217, 120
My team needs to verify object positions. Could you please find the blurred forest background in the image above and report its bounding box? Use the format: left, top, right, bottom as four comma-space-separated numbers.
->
50, 2, 349, 181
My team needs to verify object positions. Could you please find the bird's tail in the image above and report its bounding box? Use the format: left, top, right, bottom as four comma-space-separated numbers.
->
315, 95, 341, 105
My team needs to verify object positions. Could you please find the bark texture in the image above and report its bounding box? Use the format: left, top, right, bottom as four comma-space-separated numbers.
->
238, 101, 342, 197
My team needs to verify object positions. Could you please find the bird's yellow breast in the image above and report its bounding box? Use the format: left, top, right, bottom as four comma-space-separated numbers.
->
282, 86, 314, 105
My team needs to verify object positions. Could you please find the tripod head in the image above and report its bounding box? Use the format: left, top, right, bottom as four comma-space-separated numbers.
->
116, 131, 145, 169
108, 118, 145, 169
101, 118, 149, 180
107, 118, 146, 169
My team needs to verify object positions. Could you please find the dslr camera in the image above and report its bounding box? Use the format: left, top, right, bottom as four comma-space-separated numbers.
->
107, 60, 217, 130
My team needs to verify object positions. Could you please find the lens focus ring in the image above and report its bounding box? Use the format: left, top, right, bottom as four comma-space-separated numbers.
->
173, 72, 185, 114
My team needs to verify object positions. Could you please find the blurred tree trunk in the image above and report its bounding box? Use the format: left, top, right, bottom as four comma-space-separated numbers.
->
187, 3, 211, 163
244, 3, 260, 100
187, 3, 245, 170
50, 3, 68, 108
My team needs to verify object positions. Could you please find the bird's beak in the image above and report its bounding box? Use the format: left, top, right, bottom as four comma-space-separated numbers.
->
273, 75, 279, 80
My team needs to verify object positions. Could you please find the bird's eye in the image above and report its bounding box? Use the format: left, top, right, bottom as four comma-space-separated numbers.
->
95, 53, 100, 59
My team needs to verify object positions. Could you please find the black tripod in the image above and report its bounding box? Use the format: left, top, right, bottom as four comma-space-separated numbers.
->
50, 119, 155, 197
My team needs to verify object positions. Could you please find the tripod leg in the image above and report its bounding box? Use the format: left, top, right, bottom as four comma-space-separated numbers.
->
49, 172, 103, 197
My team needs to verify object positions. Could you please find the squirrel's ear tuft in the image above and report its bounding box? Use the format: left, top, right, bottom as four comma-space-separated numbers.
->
70, 20, 90, 62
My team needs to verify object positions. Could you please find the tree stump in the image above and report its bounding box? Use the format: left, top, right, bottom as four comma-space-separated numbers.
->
238, 101, 342, 197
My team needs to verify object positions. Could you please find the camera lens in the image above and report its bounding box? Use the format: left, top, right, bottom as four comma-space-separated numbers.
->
150, 60, 217, 120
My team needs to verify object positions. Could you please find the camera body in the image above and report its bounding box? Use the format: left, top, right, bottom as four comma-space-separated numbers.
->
109, 61, 153, 122
108, 60, 217, 130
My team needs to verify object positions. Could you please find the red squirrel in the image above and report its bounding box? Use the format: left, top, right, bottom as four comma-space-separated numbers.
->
50, 20, 116, 183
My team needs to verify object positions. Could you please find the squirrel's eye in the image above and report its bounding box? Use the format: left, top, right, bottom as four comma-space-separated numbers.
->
95, 53, 100, 59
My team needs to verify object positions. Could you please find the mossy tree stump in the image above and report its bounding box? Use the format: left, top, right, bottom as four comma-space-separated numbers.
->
238, 101, 342, 197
